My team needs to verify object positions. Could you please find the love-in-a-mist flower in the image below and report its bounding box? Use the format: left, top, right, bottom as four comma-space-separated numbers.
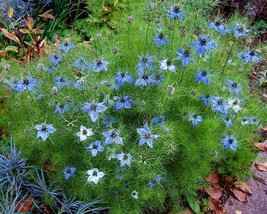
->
211, 96, 230, 115
63, 166, 76, 180
102, 129, 123, 145
131, 190, 138, 199
238, 50, 260, 64
50, 53, 63, 66
87, 168, 105, 184
152, 116, 166, 126
116, 152, 133, 167
81, 102, 107, 122
136, 55, 155, 71
54, 76, 72, 89
58, 42, 75, 53
35, 123, 56, 141
175, 49, 193, 67
208, 21, 230, 34
188, 113, 203, 126
91, 58, 109, 72
225, 80, 242, 95
15, 77, 37, 92
54, 103, 70, 114
3, 78, 18, 90
72, 56, 91, 72
149, 74, 163, 86
233, 23, 249, 38
76, 125, 94, 141
199, 94, 211, 106
115, 96, 132, 110
148, 175, 167, 188
135, 70, 151, 87
191, 36, 217, 55
86, 141, 104, 157
166, 6, 184, 20
222, 115, 234, 128
115, 72, 133, 90
228, 98, 242, 113
102, 115, 116, 127
241, 116, 259, 125
159, 58, 177, 72
137, 123, 160, 148
152, 32, 169, 47
195, 70, 211, 85
221, 135, 238, 151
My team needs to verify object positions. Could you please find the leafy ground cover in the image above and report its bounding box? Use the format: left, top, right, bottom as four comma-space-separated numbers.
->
0, 0, 266, 213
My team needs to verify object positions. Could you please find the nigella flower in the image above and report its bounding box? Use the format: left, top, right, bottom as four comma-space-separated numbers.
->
195, 69, 211, 85
86, 141, 104, 157
115, 96, 132, 110
115, 72, 133, 90
76, 125, 94, 141
91, 58, 109, 72
131, 190, 138, 199
152, 116, 166, 126
137, 123, 160, 148
116, 152, 133, 167
225, 80, 242, 95
237, 50, 260, 64
55, 76, 72, 89
135, 70, 151, 87
228, 98, 242, 113
63, 166, 76, 180
2, 78, 18, 90
102, 115, 116, 127
74, 79, 83, 90
15, 77, 37, 92
102, 129, 123, 145
175, 49, 193, 67
72, 56, 91, 72
36, 94, 45, 100
211, 96, 230, 115
152, 32, 169, 47
222, 115, 234, 128
81, 102, 107, 122
58, 42, 75, 53
188, 113, 203, 126
191, 36, 217, 55
208, 21, 230, 34
54, 103, 70, 114
199, 94, 211, 106
87, 168, 105, 184
166, 6, 184, 20
50, 53, 63, 66
233, 23, 249, 38
149, 74, 163, 86
136, 55, 155, 71
241, 116, 259, 125
147, 175, 167, 188
35, 123, 56, 141
221, 135, 238, 151
159, 58, 177, 72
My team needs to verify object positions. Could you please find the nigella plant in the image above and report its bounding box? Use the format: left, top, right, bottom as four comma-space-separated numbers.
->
137, 123, 160, 148
54, 103, 70, 114
135, 70, 152, 87
114, 72, 133, 90
116, 152, 133, 167
188, 113, 203, 126
195, 69, 211, 85
191, 36, 217, 55
55, 76, 72, 89
115, 96, 132, 110
15, 77, 37, 92
233, 23, 249, 38
63, 166, 76, 180
208, 21, 230, 34
58, 42, 75, 53
160, 59, 177, 72
35, 123, 56, 141
91, 58, 109, 72
86, 141, 105, 157
199, 94, 211, 106
175, 49, 193, 67
211, 96, 230, 115
81, 102, 108, 122
50, 53, 63, 66
225, 80, 242, 95
221, 135, 238, 151
72, 56, 91, 72
136, 55, 155, 71
237, 50, 260, 64
166, 6, 184, 20
152, 32, 169, 47
102, 129, 123, 146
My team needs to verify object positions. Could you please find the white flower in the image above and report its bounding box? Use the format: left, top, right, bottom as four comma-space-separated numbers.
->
160, 59, 176, 72
228, 98, 242, 113
132, 190, 138, 199
87, 168, 105, 184
76, 125, 94, 141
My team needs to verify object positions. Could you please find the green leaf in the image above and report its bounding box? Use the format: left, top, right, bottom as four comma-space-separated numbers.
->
5, 45, 18, 53
187, 197, 200, 213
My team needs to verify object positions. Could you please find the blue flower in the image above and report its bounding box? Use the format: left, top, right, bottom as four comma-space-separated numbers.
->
233, 24, 249, 38
152, 116, 166, 126
72, 56, 91, 72
149, 74, 163, 86
211, 96, 230, 115
63, 166, 76, 180
115, 72, 133, 90
136, 55, 155, 71
86, 141, 104, 157
2, 78, 18, 90
225, 80, 242, 95
191, 36, 217, 55
35, 123, 56, 141
81, 102, 108, 122
237, 50, 260, 64
115, 96, 132, 110
195, 70, 211, 85
74, 79, 83, 90
175, 49, 193, 67
222, 115, 234, 128
116, 152, 133, 167
91, 58, 109, 72
102, 129, 123, 145
208, 21, 230, 34
166, 6, 184, 20
55, 76, 72, 89
58, 42, 75, 53
15, 77, 37, 92
221, 135, 238, 151
159, 59, 177, 72
135, 70, 151, 87
36, 94, 45, 100
241, 116, 259, 125
102, 115, 116, 127
50, 53, 63, 66
137, 123, 160, 148
199, 94, 211, 106
147, 175, 167, 188
152, 32, 169, 47
188, 113, 203, 126
54, 103, 70, 114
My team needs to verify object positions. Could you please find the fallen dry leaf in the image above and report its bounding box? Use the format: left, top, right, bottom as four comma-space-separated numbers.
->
204, 187, 223, 200
255, 162, 267, 171
230, 187, 249, 202
233, 181, 253, 195
15, 196, 33, 212
208, 198, 226, 214
254, 142, 267, 151
206, 172, 220, 185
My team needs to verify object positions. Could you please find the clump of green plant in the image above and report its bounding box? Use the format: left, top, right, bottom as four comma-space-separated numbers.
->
1, 0, 266, 213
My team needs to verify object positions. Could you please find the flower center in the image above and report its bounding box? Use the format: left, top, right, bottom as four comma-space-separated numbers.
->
215, 21, 221, 26
91, 104, 97, 111
123, 154, 128, 160
23, 79, 30, 86
93, 171, 98, 176
200, 38, 207, 46
174, 6, 180, 13
111, 131, 117, 138
41, 126, 47, 132
96, 60, 103, 67
228, 139, 233, 144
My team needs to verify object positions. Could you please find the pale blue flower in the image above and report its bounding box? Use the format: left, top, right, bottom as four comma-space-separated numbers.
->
86, 141, 104, 157
81, 102, 107, 122
58, 42, 75, 53
221, 135, 238, 151
166, 6, 184, 20
188, 113, 203, 126
15, 77, 37, 92
35, 123, 56, 141
102, 129, 123, 145
116, 152, 133, 167
63, 166, 76, 180
137, 123, 160, 148
91, 58, 109, 72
